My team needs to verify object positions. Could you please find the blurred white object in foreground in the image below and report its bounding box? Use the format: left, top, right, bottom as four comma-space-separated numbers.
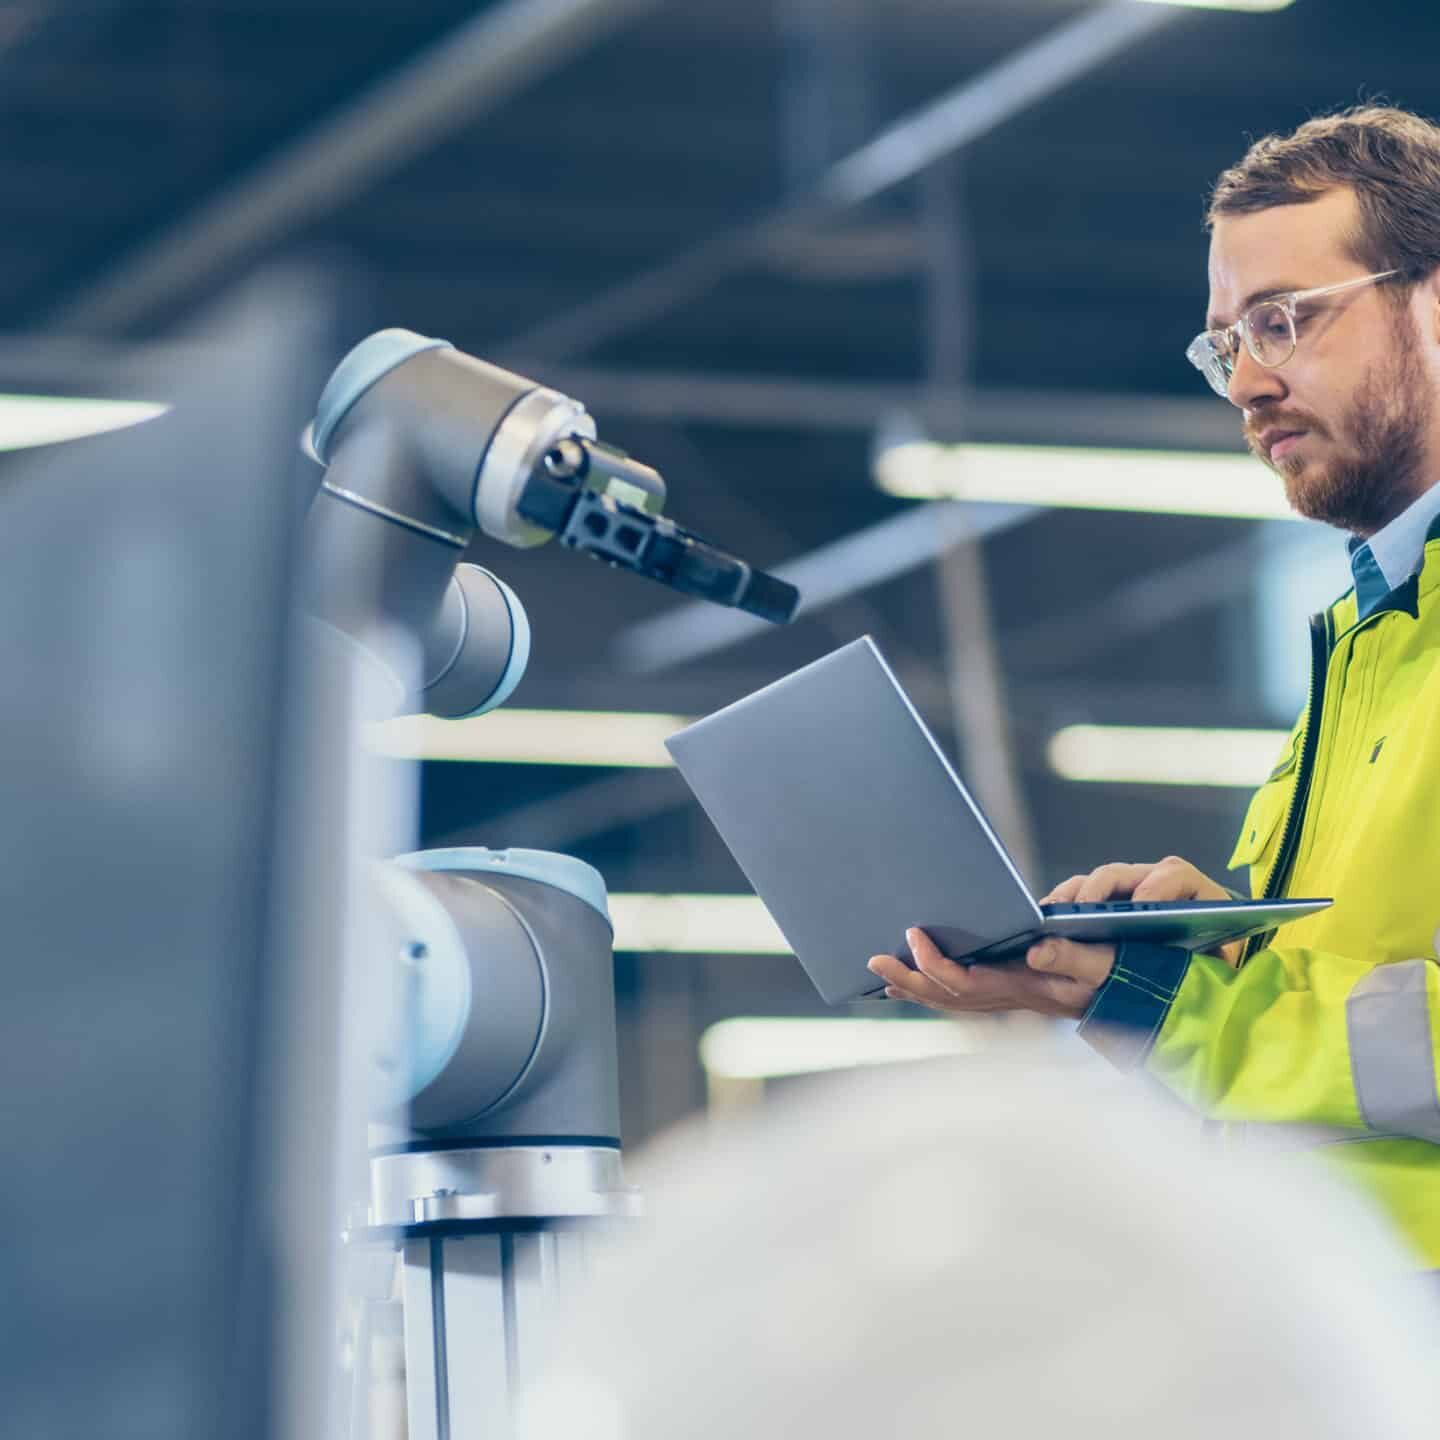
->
518, 1054, 1439, 1440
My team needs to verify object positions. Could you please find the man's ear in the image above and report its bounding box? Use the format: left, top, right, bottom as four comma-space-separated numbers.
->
1424, 265, 1440, 345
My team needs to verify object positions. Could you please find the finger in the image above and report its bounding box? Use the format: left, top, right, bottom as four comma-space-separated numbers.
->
868, 952, 914, 986
1074, 862, 1155, 904
1130, 857, 1215, 903
888, 985, 961, 1014
907, 926, 974, 997
908, 928, 1036, 1006
913, 925, 1096, 1008
874, 949, 1034, 1013
1027, 939, 1115, 988
869, 953, 961, 1008
884, 969, 965, 1008
1038, 874, 1088, 904
914, 953, 1045, 1009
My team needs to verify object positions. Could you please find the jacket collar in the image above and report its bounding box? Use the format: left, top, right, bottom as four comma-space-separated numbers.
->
1337, 499, 1440, 625
1346, 484, 1440, 616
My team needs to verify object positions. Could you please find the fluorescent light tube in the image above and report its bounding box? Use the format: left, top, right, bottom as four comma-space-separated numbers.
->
875, 441, 1297, 521
609, 893, 790, 954
368, 708, 691, 767
1048, 724, 1291, 787
0, 393, 168, 452
1134, 0, 1293, 10
699, 1016, 981, 1081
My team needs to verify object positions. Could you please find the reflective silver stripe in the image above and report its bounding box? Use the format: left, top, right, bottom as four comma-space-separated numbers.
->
1346, 959, 1440, 1144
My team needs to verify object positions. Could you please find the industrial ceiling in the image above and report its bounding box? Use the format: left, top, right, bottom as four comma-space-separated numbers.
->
3, 0, 1429, 1130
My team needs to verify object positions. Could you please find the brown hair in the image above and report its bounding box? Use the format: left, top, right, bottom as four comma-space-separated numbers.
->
1207, 106, 1440, 281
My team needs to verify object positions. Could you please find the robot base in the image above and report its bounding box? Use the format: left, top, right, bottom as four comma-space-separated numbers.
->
352, 1144, 640, 1440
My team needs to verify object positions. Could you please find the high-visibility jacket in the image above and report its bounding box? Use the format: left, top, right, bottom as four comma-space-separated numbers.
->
1079, 516, 1440, 1266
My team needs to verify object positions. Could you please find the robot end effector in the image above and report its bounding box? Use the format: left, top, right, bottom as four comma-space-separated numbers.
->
301, 330, 800, 718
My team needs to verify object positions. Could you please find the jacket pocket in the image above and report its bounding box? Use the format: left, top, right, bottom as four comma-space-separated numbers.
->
1226, 777, 1296, 875
1227, 734, 1300, 876
1227, 780, 1291, 872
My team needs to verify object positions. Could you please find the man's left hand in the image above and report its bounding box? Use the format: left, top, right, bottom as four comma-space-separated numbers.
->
867, 927, 1114, 1019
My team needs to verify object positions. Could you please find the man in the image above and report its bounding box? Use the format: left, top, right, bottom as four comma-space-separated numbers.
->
869, 106, 1440, 1267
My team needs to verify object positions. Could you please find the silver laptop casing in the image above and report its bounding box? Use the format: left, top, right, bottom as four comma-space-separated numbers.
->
666, 637, 1328, 1004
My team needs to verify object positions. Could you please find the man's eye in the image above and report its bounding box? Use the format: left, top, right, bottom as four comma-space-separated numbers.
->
1251, 303, 1291, 341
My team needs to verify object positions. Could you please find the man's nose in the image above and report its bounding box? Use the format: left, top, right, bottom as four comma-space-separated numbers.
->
1226, 343, 1287, 410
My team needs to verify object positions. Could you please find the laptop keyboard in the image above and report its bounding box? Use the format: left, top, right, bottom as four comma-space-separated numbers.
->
1041, 900, 1225, 915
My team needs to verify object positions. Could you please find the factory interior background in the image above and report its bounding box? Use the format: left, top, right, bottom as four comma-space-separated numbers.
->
0, 0, 1415, 1144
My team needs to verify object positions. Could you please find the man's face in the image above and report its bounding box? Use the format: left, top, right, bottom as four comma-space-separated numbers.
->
1207, 186, 1437, 535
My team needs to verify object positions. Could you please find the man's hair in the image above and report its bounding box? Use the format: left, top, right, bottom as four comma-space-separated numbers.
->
1208, 106, 1440, 281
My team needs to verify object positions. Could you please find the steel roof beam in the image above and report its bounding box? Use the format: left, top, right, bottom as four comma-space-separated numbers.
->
536, 364, 1241, 448
501, 1, 1186, 361
49, 0, 662, 334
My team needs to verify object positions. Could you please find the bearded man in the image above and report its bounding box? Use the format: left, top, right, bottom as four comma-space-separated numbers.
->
870, 106, 1440, 1270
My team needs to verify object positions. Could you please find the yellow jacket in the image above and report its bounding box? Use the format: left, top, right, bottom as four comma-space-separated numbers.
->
1080, 518, 1440, 1265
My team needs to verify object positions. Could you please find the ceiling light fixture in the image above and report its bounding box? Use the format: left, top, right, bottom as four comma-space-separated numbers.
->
875, 441, 1297, 521
699, 1016, 983, 1081
1048, 724, 1291, 787
1133, 0, 1294, 12
368, 708, 691, 768
0, 394, 169, 453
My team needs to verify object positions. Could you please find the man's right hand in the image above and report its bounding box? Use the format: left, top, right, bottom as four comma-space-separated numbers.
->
1040, 855, 1244, 965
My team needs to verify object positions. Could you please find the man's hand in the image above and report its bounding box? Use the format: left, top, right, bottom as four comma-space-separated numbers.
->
867, 927, 1113, 1020
1040, 854, 1231, 905
1041, 855, 1242, 965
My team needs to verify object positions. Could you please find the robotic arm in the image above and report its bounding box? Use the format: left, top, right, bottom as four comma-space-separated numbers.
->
302, 330, 798, 717
309, 335, 800, 1437
302, 328, 802, 1148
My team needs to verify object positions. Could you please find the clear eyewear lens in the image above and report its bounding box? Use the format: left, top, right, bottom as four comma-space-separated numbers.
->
1244, 300, 1296, 367
1188, 273, 1390, 399
1186, 334, 1232, 398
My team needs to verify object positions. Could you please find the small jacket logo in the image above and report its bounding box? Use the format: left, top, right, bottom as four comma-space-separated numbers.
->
1370, 736, 1387, 764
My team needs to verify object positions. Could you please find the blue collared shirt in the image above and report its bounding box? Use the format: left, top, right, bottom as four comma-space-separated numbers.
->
1349, 481, 1440, 619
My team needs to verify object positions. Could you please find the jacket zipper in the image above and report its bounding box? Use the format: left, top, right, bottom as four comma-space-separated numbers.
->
1240, 609, 1333, 963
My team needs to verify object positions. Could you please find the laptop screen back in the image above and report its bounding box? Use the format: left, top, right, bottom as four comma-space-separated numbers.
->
666, 637, 1041, 1003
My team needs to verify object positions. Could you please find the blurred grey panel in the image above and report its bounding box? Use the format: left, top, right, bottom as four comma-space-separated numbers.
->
614, 501, 1033, 672
0, 283, 337, 1439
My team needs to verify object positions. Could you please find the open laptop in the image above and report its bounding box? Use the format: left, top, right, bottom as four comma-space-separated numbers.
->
665, 636, 1329, 1004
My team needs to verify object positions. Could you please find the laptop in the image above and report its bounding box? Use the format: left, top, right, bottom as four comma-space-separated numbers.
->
665, 636, 1330, 1004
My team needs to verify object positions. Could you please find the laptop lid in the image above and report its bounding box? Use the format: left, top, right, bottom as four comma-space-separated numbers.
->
665, 636, 1042, 1003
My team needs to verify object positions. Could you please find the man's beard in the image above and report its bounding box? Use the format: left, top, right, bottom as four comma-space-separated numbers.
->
1249, 318, 1434, 535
